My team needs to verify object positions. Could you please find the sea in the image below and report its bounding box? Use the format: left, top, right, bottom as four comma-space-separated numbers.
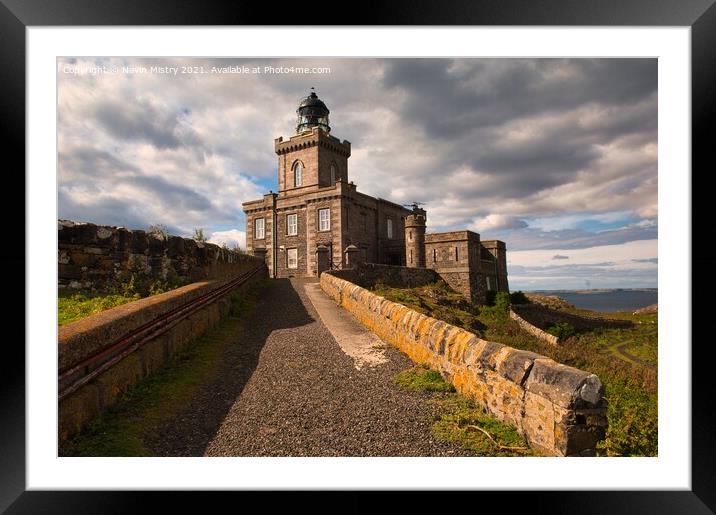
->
529, 290, 658, 312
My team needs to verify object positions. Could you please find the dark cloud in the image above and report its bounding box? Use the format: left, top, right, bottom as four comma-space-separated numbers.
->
92, 97, 201, 150
632, 258, 658, 264
552, 255, 569, 260
381, 59, 656, 138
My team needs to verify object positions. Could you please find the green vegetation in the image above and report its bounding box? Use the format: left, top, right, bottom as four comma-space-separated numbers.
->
430, 396, 539, 457
59, 279, 269, 457
373, 281, 658, 457
509, 290, 530, 305
148, 224, 169, 239
393, 365, 537, 456
58, 275, 186, 326
58, 290, 141, 326
546, 321, 578, 340
193, 227, 207, 242
394, 365, 456, 393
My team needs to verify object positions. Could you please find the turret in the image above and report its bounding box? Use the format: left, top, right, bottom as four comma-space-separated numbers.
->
405, 206, 426, 268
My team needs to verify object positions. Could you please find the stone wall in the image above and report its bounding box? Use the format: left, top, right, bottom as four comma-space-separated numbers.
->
59, 265, 267, 442
510, 309, 560, 346
58, 220, 262, 291
321, 272, 607, 456
335, 262, 440, 289
511, 304, 633, 332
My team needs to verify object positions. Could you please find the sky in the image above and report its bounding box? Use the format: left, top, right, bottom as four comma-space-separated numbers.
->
57, 57, 657, 291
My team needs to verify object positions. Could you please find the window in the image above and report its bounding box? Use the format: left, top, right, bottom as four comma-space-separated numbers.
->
287, 214, 298, 236
330, 164, 337, 185
433, 248, 437, 262
487, 276, 493, 291
318, 208, 330, 231
294, 162, 302, 187
387, 218, 393, 239
287, 248, 298, 269
361, 213, 368, 233
455, 247, 459, 261
409, 230, 413, 241
409, 249, 413, 264
254, 218, 265, 239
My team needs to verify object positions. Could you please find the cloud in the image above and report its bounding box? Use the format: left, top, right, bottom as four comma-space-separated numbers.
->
471, 214, 528, 232
632, 257, 658, 264
208, 229, 246, 250
57, 57, 658, 289
552, 255, 569, 260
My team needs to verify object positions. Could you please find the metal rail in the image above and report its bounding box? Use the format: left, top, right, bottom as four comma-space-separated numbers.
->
58, 265, 263, 401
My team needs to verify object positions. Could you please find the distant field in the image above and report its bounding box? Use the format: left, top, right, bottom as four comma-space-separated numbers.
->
372, 281, 658, 457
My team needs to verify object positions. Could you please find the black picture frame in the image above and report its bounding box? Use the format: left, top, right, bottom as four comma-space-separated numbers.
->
3, 0, 713, 512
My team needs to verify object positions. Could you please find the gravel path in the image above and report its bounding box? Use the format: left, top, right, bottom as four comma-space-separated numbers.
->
148, 278, 475, 457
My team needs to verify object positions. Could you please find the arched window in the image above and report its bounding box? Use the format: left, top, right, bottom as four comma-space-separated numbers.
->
330, 163, 337, 185
294, 162, 303, 187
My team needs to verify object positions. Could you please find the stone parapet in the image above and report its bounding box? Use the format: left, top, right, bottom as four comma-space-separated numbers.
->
58, 264, 267, 442
320, 272, 607, 456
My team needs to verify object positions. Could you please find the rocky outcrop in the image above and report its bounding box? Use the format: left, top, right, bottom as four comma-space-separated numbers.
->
633, 304, 658, 315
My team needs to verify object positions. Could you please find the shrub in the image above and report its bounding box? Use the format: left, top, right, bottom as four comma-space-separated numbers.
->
509, 290, 530, 304
546, 321, 577, 340
494, 292, 511, 314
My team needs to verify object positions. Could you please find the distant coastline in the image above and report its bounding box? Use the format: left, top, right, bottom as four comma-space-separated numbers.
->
523, 288, 658, 312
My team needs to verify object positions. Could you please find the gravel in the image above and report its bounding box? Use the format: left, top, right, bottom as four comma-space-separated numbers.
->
148, 278, 476, 457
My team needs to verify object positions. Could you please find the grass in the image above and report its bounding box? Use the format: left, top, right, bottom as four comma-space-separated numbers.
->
58, 290, 141, 326
393, 365, 537, 456
373, 281, 658, 457
58, 276, 187, 326
394, 365, 456, 393
59, 279, 270, 457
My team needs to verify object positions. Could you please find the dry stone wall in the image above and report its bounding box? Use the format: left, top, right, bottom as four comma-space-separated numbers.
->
511, 304, 633, 332
321, 272, 607, 456
58, 220, 260, 291
509, 309, 560, 346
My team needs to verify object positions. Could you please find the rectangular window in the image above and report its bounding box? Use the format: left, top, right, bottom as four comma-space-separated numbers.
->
318, 208, 330, 231
433, 248, 437, 262
287, 214, 298, 236
409, 249, 413, 264
455, 247, 459, 261
487, 276, 493, 291
254, 218, 265, 239
287, 248, 298, 269
387, 218, 393, 239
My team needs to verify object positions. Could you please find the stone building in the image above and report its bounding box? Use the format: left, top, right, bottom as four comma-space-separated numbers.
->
243, 91, 508, 303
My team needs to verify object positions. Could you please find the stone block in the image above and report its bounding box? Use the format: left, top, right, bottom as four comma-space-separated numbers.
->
58, 263, 82, 279
524, 358, 604, 409
94, 354, 143, 408
58, 384, 100, 442
139, 337, 166, 377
